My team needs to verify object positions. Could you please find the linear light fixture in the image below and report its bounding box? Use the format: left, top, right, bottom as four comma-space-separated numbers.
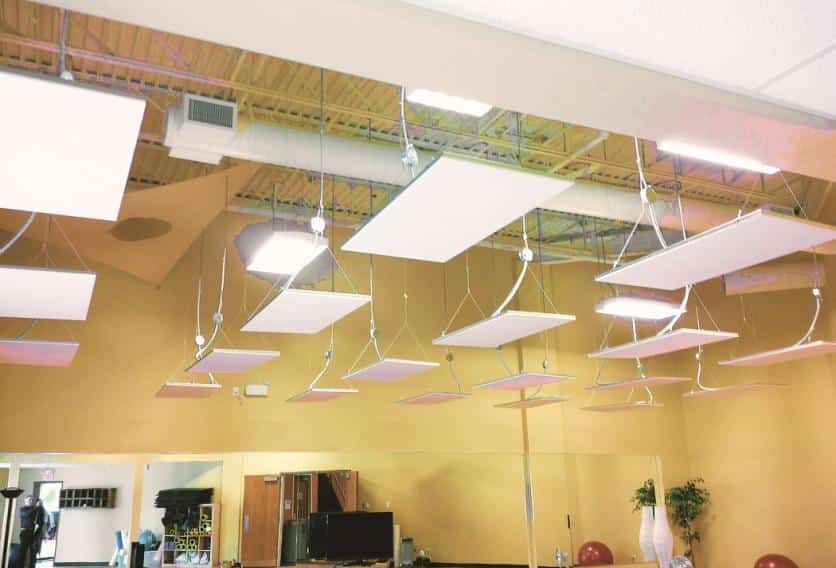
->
0, 265, 96, 321
406, 88, 492, 117
595, 296, 685, 321
247, 231, 327, 275
658, 141, 779, 175
0, 67, 146, 221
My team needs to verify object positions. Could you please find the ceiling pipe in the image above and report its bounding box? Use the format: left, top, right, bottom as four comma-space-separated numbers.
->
164, 111, 836, 256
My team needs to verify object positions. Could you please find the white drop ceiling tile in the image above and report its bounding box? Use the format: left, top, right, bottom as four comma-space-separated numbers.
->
342, 358, 439, 382
403, 1, 836, 93
186, 348, 280, 374
474, 371, 572, 391
494, 396, 569, 409
241, 289, 370, 334
589, 329, 738, 359
432, 310, 575, 348
718, 340, 836, 367
581, 401, 664, 412
287, 387, 358, 402
341, 155, 573, 262
0, 67, 146, 221
398, 391, 469, 405
682, 383, 785, 398
0, 339, 79, 367
596, 210, 836, 290
0, 265, 96, 320
585, 376, 691, 392
760, 47, 836, 119
156, 382, 221, 398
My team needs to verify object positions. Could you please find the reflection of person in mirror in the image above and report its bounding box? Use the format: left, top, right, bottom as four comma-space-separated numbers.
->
34, 499, 49, 557
18, 495, 43, 568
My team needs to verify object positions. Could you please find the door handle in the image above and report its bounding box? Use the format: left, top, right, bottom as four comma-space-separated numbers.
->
243, 514, 250, 533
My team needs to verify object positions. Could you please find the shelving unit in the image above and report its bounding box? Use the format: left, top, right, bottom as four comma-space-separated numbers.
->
162, 504, 214, 568
59, 488, 116, 509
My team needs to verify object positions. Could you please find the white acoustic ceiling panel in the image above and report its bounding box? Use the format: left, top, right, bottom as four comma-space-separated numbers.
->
0, 339, 79, 367
287, 387, 359, 402
398, 392, 469, 405
581, 401, 664, 412
586, 376, 691, 392
494, 396, 570, 409
156, 382, 221, 398
596, 210, 836, 290
0, 265, 96, 320
342, 358, 439, 382
241, 289, 371, 334
433, 310, 575, 348
0, 67, 146, 221
718, 340, 836, 367
341, 154, 573, 262
474, 371, 572, 391
186, 348, 280, 374
682, 384, 785, 399
589, 329, 738, 359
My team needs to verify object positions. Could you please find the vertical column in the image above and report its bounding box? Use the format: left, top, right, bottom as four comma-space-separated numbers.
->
520, 391, 538, 568
130, 461, 145, 541
1, 464, 21, 568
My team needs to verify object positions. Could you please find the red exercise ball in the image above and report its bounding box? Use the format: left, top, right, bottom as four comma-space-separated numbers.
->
577, 541, 614, 566
754, 554, 799, 568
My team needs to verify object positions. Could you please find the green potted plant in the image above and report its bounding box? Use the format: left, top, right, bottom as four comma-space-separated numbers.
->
665, 477, 710, 566
631, 479, 657, 561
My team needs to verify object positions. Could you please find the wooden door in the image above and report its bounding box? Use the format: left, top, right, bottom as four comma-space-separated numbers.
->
240, 475, 281, 567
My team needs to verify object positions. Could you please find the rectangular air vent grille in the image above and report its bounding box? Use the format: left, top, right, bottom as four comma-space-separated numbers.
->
188, 98, 235, 128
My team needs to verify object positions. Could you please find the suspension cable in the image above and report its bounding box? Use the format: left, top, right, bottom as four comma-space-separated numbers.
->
0, 211, 36, 256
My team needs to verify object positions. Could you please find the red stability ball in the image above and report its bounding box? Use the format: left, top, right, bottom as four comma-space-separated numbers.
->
577, 540, 614, 566
755, 554, 799, 568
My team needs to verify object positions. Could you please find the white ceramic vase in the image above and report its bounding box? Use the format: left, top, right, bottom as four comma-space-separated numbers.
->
639, 506, 657, 562
652, 505, 674, 568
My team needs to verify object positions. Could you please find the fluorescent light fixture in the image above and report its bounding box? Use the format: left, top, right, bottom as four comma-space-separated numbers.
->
658, 141, 779, 175
156, 382, 221, 398
474, 371, 572, 391
397, 392, 469, 405
406, 88, 492, 117
342, 154, 573, 262
247, 231, 327, 275
595, 296, 684, 321
342, 358, 439, 382
287, 387, 358, 402
581, 401, 663, 412
494, 396, 570, 409
0, 67, 146, 221
0, 265, 96, 320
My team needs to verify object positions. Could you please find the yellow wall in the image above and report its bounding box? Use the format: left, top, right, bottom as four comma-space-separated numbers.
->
672, 257, 836, 567
24, 209, 836, 565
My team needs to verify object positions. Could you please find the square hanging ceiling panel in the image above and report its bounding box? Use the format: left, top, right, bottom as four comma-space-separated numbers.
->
241, 289, 371, 334
342, 358, 439, 382
432, 310, 576, 348
287, 387, 359, 402
474, 371, 573, 391
0, 265, 96, 320
585, 376, 692, 391
0, 339, 79, 367
156, 382, 222, 398
682, 383, 785, 398
494, 396, 570, 409
398, 392, 469, 405
0, 67, 146, 221
718, 340, 836, 367
186, 348, 280, 374
341, 154, 574, 262
581, 401, 664, 412
589, 328, 738, 359
596, 210, 836, 290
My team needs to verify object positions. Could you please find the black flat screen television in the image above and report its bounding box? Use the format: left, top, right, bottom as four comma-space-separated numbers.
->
308, 511, 393, 562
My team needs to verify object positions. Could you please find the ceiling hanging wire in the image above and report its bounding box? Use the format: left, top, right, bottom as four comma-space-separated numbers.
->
57, 8, 73, 81
399, 85, 419, 178
306, 324, 336, 391
311, 68, 328, 236
0, 211, 37, 256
